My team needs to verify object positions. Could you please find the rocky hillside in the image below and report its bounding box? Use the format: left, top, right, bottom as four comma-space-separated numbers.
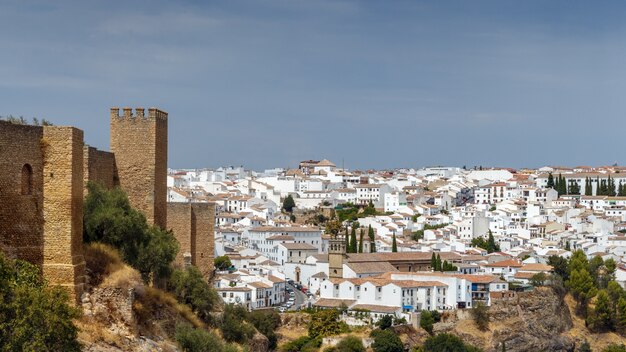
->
434, 287, 575, 352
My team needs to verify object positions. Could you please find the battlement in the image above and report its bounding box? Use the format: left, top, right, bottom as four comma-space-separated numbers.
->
110, 107, 168, 121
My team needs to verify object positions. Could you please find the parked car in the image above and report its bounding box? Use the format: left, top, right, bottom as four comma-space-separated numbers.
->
301, 287, 308, 293
278, 307, 286, 313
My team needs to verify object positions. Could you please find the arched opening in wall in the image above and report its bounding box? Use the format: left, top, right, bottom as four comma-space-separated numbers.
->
21, 164, 33, 195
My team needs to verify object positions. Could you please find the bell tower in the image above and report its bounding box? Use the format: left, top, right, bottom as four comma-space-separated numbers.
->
328, 234, 346, 279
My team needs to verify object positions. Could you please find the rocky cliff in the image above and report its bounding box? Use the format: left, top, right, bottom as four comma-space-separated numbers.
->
435, 287, 575, 352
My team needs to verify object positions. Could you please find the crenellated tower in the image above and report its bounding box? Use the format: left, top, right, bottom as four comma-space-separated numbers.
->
110, 107, 168, 229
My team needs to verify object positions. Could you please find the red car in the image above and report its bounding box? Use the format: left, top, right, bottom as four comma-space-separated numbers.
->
301, 287, 308, 293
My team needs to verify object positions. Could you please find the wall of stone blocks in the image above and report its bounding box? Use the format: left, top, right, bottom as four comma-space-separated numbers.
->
110, 107, 168, 229
167, 202, 216, 278
167, 202, 193, 267
0, 121, 45, 266
83, 146, 118, 194
191, 202, 215, 278
42, 126, 86, 301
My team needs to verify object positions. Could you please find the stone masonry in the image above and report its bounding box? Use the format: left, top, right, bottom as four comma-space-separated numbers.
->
110, 107, 168, 229
167, 202, 216, 278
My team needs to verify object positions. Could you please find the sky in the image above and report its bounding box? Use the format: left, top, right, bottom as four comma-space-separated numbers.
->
1, 1, 626, 170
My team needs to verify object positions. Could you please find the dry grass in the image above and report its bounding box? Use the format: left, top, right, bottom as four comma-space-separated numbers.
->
84, 242, 127, 287
133, 285, 204, 339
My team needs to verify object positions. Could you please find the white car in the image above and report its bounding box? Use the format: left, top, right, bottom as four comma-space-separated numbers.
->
288, 297, 295, 302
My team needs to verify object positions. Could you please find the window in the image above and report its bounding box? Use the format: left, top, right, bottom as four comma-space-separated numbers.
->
21, 164, 33, 195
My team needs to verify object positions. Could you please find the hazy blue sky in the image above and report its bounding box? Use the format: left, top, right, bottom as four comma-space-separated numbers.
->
2, 1, 626, 170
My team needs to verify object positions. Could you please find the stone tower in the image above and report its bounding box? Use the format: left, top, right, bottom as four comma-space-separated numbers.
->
110, 107, 168, 229
328, 235, 347, 279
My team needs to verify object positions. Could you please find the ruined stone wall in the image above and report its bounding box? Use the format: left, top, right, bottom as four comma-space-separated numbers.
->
167, 202, 215, 278
0, 121, 44, 266
42, 126, 86, 301
167, 202, 193, 267
110, 107, 167, 229
191, 202, 215, 277
83, 146, 118, 194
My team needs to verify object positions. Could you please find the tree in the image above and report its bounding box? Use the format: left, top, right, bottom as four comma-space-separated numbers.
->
589, 289, 613, 331
377, 315, 393, 330
471, 302, 490, 331
214, 255, 233, 271
585, 177, 593, 196
83, 182, 178, 282
326, 218, 343, 236
431, 253, 437, 271
0, 254, 81, 351
487, 230, 500, 253
617, 297, 626, 332
435, 254, 442, 272
370, 329, 403, 352
358, 229, 364, 253
442, 260, 458, 272
169, 266, 220, 324
608, 281, 624, 313
547, 173, 555, 188
308, 309, 347, 339
569, 250, 589, 273
422, 333, 483, 352
530, 272, 548, 287
221, 304, 255, 343
248, 310, 282, 350
368, 225, 376, 253
391, 234, 398, 252
283, 195, 296, 213
420, 310, 435, 334
589, 255, 605, 287
175, 324, 236, 352
349, 227, 358, 253
332, 335, 365, 352
567, 268, 597, 316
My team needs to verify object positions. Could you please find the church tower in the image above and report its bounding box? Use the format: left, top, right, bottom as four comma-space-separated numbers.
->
328, 234, 347, 279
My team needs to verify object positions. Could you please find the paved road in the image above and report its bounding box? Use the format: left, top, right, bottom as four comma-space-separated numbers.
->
287, 283, 308, 311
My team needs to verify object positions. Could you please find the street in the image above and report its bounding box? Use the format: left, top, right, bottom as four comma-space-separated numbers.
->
287, 283, 308, 311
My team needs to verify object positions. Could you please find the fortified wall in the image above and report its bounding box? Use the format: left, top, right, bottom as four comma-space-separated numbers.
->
0, 107, 216, 300
167, 202, 216, 278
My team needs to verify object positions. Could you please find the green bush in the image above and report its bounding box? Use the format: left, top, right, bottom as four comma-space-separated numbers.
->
281, 336, 322, 352
370, 329, 403, 352
248, 309, 282, 350
377, 315, 393, 330
0, 254, 81, 351
175, 324, 224, 351
334, 335, 365, 352
421, 333, 483, 352
169, 266, 220, 324
308, 309, 348, 338
420, 310, 434, 334
83, 182, 178, 282
471, 302, 490, 331
214, 255, 232, 271
221, 304, 255, 343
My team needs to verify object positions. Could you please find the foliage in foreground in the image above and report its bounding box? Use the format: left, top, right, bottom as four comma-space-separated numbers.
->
169, 266, 220, 324
324, 335, 365, 352
0, 254, 81, 351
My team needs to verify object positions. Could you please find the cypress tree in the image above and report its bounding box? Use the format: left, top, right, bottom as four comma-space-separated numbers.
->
585, 177, 593, 196
368, 225, 376, 253
435, 254, 442, 271
349, 227, 357, 253
431, 252, 437, 270
358, 229, 364, 253
391, 233, 398, 252
547, 173, 555, 188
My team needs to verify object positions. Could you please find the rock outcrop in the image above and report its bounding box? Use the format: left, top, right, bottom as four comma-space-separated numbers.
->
437, 287, 575, 352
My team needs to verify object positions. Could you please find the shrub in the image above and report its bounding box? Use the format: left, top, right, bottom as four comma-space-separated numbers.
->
308, 309, 348, 338
248, 309, 282, 350
175, 324, 224, 352
221, 304, 255, 343
83, 182, 178, 282
421, 333, 483, 352
377, 315, 393, 330
214, 256, 232, 271
0, 254, 81, 351
281, 336, 321, 352
169, 266, 220, 324
370, 329, 403, 352
420, 310, 435, 334
334, 335, 365, 352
